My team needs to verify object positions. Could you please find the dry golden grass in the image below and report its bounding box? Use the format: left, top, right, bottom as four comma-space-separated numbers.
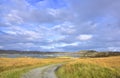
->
74, 56, 120, 68
1, 56, 120, 78
0, 57, 70, 78
0, 57, 69, 72
56, 56, 120, 78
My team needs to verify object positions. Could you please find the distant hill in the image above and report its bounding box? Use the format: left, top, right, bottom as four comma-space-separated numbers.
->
0, 49, 120, 58
0, 50, 66, 54
76, 50, 120, 57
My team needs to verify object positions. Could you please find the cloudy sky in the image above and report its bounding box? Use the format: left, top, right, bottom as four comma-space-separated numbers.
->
0, 0, 120, 52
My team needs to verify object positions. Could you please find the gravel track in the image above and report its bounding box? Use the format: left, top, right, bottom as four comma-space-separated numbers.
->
21, 64, 61, 78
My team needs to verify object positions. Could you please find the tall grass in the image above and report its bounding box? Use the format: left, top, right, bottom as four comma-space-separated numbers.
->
56, 56, 120, 78
0, 57, 70, 78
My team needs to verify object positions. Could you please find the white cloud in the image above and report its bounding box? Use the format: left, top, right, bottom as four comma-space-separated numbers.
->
52, 22, 76, 34
56, 42, 79, 47
77, 34, 93, 41
40, 42, 79, 50
17, 43, 36, 47
5, 31, 17, 35
0, 46, 3, 49
1, 0, 120, 51
4, 10, 24, 24
8, 26, 42, 40
23, 30, 42, 40
107, 47, 120, 51
40, 46, 55, 50
48, 9, 60, 17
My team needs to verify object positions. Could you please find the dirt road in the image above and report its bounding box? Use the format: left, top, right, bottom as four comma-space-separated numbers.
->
21, 64, 61, 78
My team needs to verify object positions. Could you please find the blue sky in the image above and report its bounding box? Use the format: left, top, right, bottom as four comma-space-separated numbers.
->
0, 0, 120, 52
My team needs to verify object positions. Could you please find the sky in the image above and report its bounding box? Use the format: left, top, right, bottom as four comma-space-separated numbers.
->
0, 0, 120, 52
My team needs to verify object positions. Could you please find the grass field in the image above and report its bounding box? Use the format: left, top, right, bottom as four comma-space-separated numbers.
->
56, 56, 120, 78
0, 56, 120, 78
0, 57, 70, 78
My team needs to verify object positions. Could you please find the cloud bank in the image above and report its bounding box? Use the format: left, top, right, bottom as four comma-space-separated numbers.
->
0, 0, 120, 52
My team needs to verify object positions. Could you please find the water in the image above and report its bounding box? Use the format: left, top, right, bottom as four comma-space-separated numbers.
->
0, 53, 80, 58
0, 54, 57, 58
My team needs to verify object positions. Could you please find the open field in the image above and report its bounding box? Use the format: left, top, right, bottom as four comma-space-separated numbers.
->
0, 57, 70, 78
56, 56, 120, 78
0, 56, 120, 78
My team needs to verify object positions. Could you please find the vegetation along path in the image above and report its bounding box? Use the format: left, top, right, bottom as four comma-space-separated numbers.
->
21, 64, 62, 78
